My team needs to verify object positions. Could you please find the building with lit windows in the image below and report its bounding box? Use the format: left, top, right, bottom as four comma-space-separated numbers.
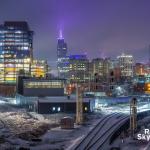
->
57, 30, 68, 78
37, 97, 90, 114
134, 63, 146, 76
31, 59, 49, 78
144, 63, 150, 75
145, 80, 150, 94
57, 56, 69, 79
16, 76, 92, 114
68, 55, 89, 83
17, 76, 66, 96
90, 58, 111, 82
117, 53, 134, 78
0, 21, 33, 84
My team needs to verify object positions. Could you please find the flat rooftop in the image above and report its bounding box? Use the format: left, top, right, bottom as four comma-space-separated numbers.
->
37, 95, 91, 103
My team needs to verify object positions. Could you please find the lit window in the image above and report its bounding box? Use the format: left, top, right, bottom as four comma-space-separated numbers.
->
85, 107, 87, 111
58, 107, 61, 112
52, 107, 56, 111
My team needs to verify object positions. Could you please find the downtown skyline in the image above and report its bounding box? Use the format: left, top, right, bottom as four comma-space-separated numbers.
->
1, 0, 150, 72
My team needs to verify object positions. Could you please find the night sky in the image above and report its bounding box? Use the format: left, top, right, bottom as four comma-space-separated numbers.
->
0, 0, 150, 72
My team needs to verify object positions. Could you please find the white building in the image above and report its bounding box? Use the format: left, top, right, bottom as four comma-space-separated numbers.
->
117, 53, 134, 77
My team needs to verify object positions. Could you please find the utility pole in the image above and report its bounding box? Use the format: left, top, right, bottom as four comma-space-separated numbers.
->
76, 83, 83, 125
130, 97, 137, 138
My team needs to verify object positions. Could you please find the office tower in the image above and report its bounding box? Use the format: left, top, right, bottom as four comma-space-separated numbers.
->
117, 53, 134, 78
58, 56, 69, 79
57, 30, 67, 58
90, 58, 111, 82
68, 55, 89, 83
0, 21, 33, 84
134, 63, 146, 76
31, 59, 49, 78
57, 30, 68, 78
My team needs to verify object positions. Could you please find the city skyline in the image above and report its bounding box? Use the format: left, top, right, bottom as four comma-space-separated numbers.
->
1, 0, 150, 72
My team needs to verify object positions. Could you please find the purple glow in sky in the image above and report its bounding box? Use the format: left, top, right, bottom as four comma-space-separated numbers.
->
0, 0, 150, 70
59, 30, 63, 39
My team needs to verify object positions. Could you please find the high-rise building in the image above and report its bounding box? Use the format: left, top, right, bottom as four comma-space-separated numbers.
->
31, 59, 49, 78
68, 55, 89, 83
57, 30, 67, 58
0, 21, 33, 84
90, 58, 111, 82
134, 63, 146, 76
117, 53, 134, 78
57, 30, 68, 78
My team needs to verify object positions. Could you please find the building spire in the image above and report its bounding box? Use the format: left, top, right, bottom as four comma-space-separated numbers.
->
59, 29, 63, 39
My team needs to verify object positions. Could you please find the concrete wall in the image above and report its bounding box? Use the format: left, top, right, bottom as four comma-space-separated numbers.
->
23, 88, 64, 96
37, 102, 90, 114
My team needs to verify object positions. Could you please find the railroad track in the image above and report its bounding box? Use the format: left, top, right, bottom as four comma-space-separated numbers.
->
87, 115, 129, 150
74, 113, 124, 150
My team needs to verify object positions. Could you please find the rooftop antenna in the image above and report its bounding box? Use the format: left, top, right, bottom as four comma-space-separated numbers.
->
59, 29, 63, 39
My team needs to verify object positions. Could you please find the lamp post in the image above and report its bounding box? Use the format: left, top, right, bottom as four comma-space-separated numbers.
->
76, 83, 83, 125
130, 97, 137, 138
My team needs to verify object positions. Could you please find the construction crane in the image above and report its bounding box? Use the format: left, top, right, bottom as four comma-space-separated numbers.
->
130, 97, 137, 138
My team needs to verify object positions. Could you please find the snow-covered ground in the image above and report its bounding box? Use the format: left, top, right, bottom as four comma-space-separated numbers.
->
98, 102, 150, 115
111, 115, 150, 150
1, 96, 150, 149
0, 103, 102, 150
112, 137, 148, 150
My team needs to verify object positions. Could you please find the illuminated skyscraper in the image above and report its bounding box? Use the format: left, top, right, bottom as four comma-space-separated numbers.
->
57, 30, 68, 78
90, 58, 111, 82
117, 53, 134, 78
134, 63, 146, 76
31, 59, 49, 78
0, 21, 33, 84
57, 30, 67, 58
68, 55, 89, 83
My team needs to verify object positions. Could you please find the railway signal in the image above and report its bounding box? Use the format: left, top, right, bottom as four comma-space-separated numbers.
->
130, 97, 137, 138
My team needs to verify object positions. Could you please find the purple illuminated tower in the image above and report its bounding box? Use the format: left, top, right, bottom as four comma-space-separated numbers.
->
57, 30, 68, 78
57, 30, 67, 58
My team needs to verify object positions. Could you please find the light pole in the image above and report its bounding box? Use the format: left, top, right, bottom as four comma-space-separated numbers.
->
130, 97, 137, 138
76, 83, 83, 125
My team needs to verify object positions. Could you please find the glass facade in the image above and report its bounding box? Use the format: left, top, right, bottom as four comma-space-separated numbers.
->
57, 32, 68, 78
57, 39, 67, 58
0, 22, 33, 84
117, 53, 133, 77
31, 60, 49, 78
24, 80, 64, 88
57, 56, 69, 79
68, 55, 89, 83
90, 58, 111, 82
